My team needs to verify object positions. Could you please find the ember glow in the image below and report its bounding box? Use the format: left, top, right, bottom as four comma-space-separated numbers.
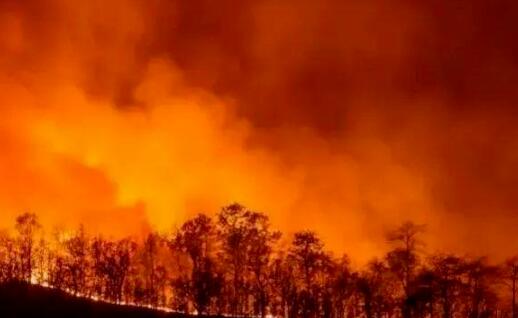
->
0, 0, 517, 263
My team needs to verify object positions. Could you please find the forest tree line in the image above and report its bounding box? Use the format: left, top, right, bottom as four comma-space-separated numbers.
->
0, 204, 517, 318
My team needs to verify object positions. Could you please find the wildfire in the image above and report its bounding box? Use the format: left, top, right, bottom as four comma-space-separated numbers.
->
0, 0, 517, 265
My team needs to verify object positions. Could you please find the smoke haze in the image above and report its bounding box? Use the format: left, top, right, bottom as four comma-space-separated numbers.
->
1, 0, 517, 263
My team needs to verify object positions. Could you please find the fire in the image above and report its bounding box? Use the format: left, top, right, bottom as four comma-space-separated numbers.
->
0, 0, 517, 264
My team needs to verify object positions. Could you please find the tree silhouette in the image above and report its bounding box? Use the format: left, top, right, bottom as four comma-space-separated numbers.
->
386, 221, 426, 318
216, 203, 252, 315
15, 212, 41, 282
463, 258, 499, 318
62, 225, 89, 295
217, 205, 280, 317
503, 256, 518, 318
1, 211, 518, 318
91, 237, 136, 302
140, 232, 162, 306
428, 254, 467, 318
357, 259, 398, 318
170, 213, 221, 314
330, 256, 354, 318
0, 230, 17, 282
288, 231, 328, 318
270, 251, 298, 318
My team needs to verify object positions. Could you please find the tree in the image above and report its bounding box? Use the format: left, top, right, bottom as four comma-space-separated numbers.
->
62, 225, 89, 295
463, 258, 499, 318
428, 254, 467, 318
356, 259, 398, 318
140, 232, 162, 306
33, 236, 49, 286
386, 221, 425, 318
408, 268, 438, 318
217, 203, 280, 316
242, 211, 280, 317
15, 212, 41, 282
91, 237, 136, 302
0, 231, 17, 282
288, 231, 328, 318
3, 210, 518, 317
330, 256, 354, 318
270, 252, 298, 318
217, 203, 251, 315
170, 213, 221, 314
503, 257, 518, 318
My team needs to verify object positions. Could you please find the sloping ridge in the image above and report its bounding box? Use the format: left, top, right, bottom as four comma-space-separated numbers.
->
0, 282, 191, 318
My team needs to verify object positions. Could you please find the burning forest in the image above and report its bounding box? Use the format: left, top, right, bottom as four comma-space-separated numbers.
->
0, 0, 518, 317
0, 209, 518, 317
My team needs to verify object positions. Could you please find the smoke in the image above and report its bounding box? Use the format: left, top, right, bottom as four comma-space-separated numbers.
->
0, 0, 517, 263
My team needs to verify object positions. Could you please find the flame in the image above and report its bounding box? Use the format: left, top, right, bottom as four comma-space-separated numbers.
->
0, 0, 517, 264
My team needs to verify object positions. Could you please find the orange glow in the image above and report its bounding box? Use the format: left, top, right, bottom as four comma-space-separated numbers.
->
0, 0, 517, 265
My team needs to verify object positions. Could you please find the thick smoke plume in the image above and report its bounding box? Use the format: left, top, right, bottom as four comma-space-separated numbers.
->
0, 0, 517, 263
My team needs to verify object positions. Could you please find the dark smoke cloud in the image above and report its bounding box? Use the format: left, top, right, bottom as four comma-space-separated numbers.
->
1, 0, 518, 260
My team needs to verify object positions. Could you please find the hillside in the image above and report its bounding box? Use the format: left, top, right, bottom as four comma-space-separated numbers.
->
0, 282, 192, 318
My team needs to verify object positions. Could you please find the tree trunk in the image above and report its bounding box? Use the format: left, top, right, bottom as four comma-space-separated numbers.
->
513, 276, 516, 318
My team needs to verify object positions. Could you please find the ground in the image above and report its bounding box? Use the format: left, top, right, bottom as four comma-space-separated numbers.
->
0, 282, 195, 318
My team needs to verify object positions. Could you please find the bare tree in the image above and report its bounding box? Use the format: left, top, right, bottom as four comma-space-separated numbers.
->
33, 236, 49, 285
62, 225, 89, 295
15, 212, 41, 282
463, 257, 499, 318
140, 232, 162, 306
330, 256, 354, 318
242, 211, 280, 317
217, 203, 252, 315
170, 213, 221, 315
428, 254, 467, 318
270, 252, 298, 318
0, 230, 17, 282
288, 231, 329, 318
356, 259, 398, 318
386, 221, 425, 318
91, 237, 136, 302
502, 257, 518, 318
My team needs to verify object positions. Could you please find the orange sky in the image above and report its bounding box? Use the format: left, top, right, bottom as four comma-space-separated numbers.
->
0, 0, 517, 264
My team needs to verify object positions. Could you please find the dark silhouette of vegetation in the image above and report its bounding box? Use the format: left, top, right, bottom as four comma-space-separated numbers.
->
0, 280, 211, 318
0, 210, 516, 317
